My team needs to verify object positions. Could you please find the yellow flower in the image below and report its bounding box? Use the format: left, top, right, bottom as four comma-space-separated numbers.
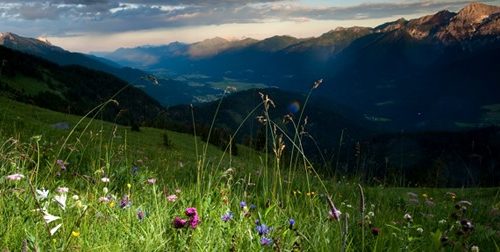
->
71, 231, 80, 238
127, 183, 132, 189
109, 201, 116, 208
422, 193, 428, 198
306, 192, 316, 197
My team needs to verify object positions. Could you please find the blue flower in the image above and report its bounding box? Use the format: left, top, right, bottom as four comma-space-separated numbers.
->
256, 224, 271, 236
289, 218, 295, 229
260, 237, 273, 246
240, 201, 247, 208
221, 211, 234, 222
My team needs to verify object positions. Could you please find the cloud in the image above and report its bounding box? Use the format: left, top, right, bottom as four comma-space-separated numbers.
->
0, 0, 498, 36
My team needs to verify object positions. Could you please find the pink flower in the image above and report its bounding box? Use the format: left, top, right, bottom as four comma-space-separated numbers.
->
173, 216, 187, 228
6, 173, 24, 181
147, 178, 156, 185
189, 214, 200, 229
166, 194, 177, 202
56, 187, 69, 194
329, 207, 342, 221
185, 207, 197, 217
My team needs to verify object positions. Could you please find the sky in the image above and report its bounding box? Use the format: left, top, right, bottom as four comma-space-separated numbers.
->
0, 0, 499, 52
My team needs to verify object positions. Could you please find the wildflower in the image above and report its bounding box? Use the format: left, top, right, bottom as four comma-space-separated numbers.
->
368, 211, 375, 217
371, 227, 380, 236
43, 212, 61, 224
147, 178, 156, 185
329, 207, 342, 221
127, 183, 132, 189
175, 188, 181, 194
250, 204, 257, 211
189, 214, 200, 229
101, 177, 110, 183
240, 201, 247, 208
185, 207, 198, 217
221, 212, 234, 222
99, 196, 110, 203
260, 237, 273, 246
120, 195, 131, 208
36, 188, 49, 200
438, 219, 447, 225
50, 224, 62, 236
471, 245, 479, 252
256, 224, 271, 236
306, 192, 316, 197
6, 173, 24, 181
416, 227, 424, 233
56, 160, 67, 171
173, 217, 187, 228
404, 213, 413, 222
75, 200, 84, 209
461, 219, 474, 232
72, 195, 79, 200
103, 187, 109, 194
54, 194, 67, 210
109, 201, 116, 208
137, 209, 145, 221
289, 218, 295, 229
166, 194, 177, 202
422, 193, 428, 198
56, 187, 69, 194
71, 231, 80, 238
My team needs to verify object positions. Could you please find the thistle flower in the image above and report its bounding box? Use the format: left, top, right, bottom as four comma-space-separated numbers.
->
173, 217, 187, 228
166, 194, 177, 202
260, 237, 273, 246
6, 173, 24, 181
36, 188, 49, 200
221, 211, 234, 222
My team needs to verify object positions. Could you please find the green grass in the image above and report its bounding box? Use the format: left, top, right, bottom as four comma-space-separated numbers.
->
0, 97, 499, 251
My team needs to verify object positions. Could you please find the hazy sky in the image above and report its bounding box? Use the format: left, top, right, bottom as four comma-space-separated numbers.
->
0, 0, 498, 52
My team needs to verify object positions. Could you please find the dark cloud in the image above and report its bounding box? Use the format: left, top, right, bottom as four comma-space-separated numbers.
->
0, 0, 498, 35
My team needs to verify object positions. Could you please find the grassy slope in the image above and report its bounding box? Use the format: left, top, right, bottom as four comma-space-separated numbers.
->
0, 97, 499, 251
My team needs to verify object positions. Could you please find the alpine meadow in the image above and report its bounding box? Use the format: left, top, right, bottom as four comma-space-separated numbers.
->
0, 1, 500, 251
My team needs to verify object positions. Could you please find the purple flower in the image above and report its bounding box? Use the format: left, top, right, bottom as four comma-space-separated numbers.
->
256, 224, 271, 236
6, 173, 24, 181
137, 209, 145, 221
185, 207, 198, 217
240, 201, 247, 208
56, 160, 67, 171
173, 217, 188, 228
189, 214, 200, 229
289, 218, 295, 229
221, 212, 234, 222
120, 195, 131, 208
329, 206, 341, 221
260, 237, 273, 246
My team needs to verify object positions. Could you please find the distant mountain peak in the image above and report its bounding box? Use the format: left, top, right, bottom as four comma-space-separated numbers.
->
457, 2, 500, 23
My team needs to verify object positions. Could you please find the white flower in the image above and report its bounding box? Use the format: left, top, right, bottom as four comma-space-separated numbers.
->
438, 219, 447, 225
54, 194, 67, 210
404, 213, 413, 221
6, 173, 25, 181
56, 187, 69, 194
72, 195, 79, 200
103, 187, 109, 194
471, 245, 479, 252
36, 188, 49, 200
50, 223, 62, 236
101, 177, 110, 183
368, 211, 375, 217
416, 227, 424, 233
43, 212, 61, 224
